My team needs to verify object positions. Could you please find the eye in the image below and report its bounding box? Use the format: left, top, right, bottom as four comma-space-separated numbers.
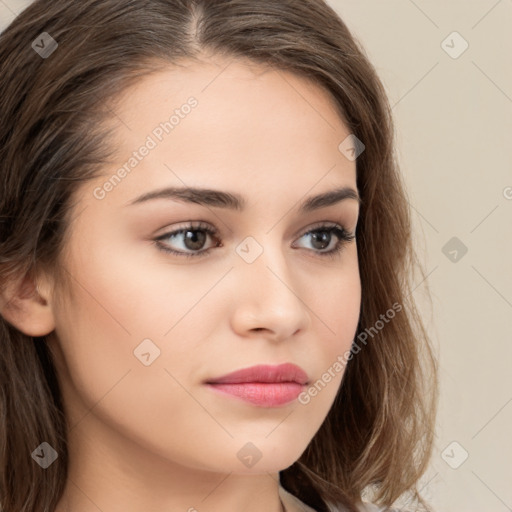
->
154, 221, 220, 259
153, 221, 355, 259
292, 223, 355, 259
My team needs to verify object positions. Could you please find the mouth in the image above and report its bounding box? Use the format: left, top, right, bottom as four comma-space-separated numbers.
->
204, 363, 309, 407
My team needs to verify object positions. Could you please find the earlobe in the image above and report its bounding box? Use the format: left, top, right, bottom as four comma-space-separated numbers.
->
0, 271, 56, 337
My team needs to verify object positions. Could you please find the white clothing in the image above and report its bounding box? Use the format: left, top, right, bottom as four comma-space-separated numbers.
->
279, 485, 402, 512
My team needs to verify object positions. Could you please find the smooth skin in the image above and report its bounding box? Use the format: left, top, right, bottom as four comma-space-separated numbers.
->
1, 54, 361, 512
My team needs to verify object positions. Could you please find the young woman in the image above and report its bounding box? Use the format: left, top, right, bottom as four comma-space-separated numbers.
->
0, 1, 438, 511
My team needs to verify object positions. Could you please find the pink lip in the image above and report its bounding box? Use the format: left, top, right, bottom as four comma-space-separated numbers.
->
205, 363, 309, 407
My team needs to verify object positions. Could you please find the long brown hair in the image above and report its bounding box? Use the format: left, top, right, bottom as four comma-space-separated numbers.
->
0, 1, 438, 511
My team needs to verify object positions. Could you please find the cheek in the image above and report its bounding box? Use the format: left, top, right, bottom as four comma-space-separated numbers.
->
51, 278, 220, 468
328, 270, 361, 352
50, 242, 224, 435
311, 251, 361, 346
299, 255, 361, 404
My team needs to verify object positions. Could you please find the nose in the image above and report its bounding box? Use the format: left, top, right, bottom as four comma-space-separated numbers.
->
229, 244, 311, 342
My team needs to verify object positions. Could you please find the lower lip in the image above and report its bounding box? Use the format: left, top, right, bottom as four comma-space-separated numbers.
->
206, 382, 305, 407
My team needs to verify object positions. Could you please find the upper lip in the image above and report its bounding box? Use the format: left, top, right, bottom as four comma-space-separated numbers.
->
205, 363, 309, 385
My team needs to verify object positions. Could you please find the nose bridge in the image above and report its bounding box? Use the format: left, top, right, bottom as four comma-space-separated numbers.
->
238, 232, 293, 294
230, 233, 310, 337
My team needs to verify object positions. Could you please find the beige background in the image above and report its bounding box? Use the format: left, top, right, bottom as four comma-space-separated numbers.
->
1, 1, 511, 510
323, 2, 512, 511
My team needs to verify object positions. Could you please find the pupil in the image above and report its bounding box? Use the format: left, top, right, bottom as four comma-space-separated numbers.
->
185, 230, 206, 250
312, 231, 330, 250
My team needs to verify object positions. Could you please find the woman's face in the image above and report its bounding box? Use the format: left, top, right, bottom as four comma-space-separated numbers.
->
47, 55, 361, 479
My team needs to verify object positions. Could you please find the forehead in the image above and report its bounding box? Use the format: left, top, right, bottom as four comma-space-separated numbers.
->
86, 56, 356, 210
109, 55, 350, 149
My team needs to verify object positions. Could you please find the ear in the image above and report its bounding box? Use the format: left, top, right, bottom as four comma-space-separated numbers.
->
0, 270, 56, 337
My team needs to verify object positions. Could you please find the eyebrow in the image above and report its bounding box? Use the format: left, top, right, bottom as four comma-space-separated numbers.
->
125, 185, 361, 213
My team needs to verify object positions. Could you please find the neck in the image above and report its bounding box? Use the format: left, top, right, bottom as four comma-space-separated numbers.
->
56, 414, 288, 512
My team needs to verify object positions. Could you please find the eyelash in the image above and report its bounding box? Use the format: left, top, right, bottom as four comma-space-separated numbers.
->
154, 221, 355, 260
